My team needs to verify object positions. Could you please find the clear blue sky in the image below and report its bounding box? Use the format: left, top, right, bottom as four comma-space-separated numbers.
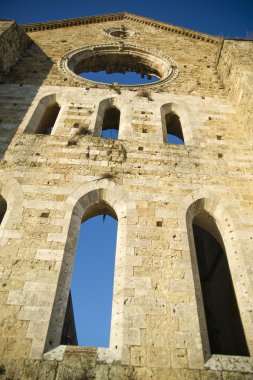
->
1, 0, 253, 38
72, 216, 117, 347
1, 0, 252, 348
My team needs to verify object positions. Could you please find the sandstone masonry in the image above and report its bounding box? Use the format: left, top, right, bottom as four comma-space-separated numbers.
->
0, 12, 253, 380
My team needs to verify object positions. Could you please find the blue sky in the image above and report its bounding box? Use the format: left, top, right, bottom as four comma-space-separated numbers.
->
1, 0, 252, 348
1, 0, 253, 38
72, 216, 117, 347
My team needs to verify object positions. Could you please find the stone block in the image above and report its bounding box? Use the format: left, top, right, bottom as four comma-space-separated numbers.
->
147, 348, 171, 368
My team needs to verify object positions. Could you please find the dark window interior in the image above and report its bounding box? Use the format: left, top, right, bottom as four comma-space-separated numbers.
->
0, 196, 7, 225
165, 112, 184, 144
193, 222, 249, 356
101, 107, 120, 139
36, 103, 60, 135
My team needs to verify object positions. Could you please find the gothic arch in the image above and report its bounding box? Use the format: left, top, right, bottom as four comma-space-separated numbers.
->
93, 96, 132, 139
160, 102, 194, 145
23, 93, 62, 134
44, 179, 137, 356
180, 189, 253, 359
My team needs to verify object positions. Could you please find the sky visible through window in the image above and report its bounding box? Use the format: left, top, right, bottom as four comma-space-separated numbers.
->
79, 71, 159, 85
101, 128, 119, 140
1, 0, 252, 348
71, 216, 117, 347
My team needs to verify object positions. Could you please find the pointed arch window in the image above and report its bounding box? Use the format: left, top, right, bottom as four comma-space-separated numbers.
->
61, 206, 118, 347
165, 111, 184, 144
45, 197, 119, 352
0, 196, 7, 225
191, 208, 249, 356
36, 103, 60, 135
44, 184, 136, 356
101, 106, 120, 139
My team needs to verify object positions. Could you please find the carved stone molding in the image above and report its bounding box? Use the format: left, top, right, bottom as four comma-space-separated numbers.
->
58, 43, 179, 89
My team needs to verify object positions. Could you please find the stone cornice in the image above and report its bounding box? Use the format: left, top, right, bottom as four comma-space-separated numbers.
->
20, 12, 221, 44
20, 13, 126, 32
124, 13, 221, 43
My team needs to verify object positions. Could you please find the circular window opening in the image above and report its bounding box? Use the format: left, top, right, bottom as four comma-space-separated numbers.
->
60, 45, 178, 87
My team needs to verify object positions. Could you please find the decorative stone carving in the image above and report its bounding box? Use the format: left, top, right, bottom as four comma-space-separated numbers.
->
103, 25, 140, 39
58, 43, 179, 88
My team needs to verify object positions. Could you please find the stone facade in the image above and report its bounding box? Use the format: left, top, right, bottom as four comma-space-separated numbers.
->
0, 12, 253, 379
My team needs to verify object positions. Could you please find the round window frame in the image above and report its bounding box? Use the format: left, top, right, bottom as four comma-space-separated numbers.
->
58, 44, 179, 89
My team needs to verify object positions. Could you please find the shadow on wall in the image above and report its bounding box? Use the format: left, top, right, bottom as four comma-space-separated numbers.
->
0, 195, 7, 224
0, 22, 53, 158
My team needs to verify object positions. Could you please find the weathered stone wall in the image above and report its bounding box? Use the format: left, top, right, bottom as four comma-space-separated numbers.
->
0, 21, 30, 77
4, 17, 223, 97
217, 40, 253, 147
0, 22, 42, 158
0, 84, 38, 159
1, 346, 253, 380
0, 13, 253, 380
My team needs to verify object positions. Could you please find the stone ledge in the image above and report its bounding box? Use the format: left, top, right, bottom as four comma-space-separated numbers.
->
205, 354, 253, 373
43, 345, 66, 361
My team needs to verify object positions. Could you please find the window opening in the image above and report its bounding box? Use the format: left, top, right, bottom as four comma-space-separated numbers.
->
61, 210, 118, 347
101, 107, 120, 140
60, 45, 178, 87
165, 112, 184, 145
0, 196, 7, 225
192, 213, 249, 356
79, 71, 159, 85
36, 103, 60, 135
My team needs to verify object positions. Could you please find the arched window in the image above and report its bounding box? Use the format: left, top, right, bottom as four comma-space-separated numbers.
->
44, 184, 135, 355
36, 103, 60, 135
101, 106, 120, 139
60, 201, 118, 347
191, 209, 249, 356
0, 196, 7, 225
165, 111, 184, 144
